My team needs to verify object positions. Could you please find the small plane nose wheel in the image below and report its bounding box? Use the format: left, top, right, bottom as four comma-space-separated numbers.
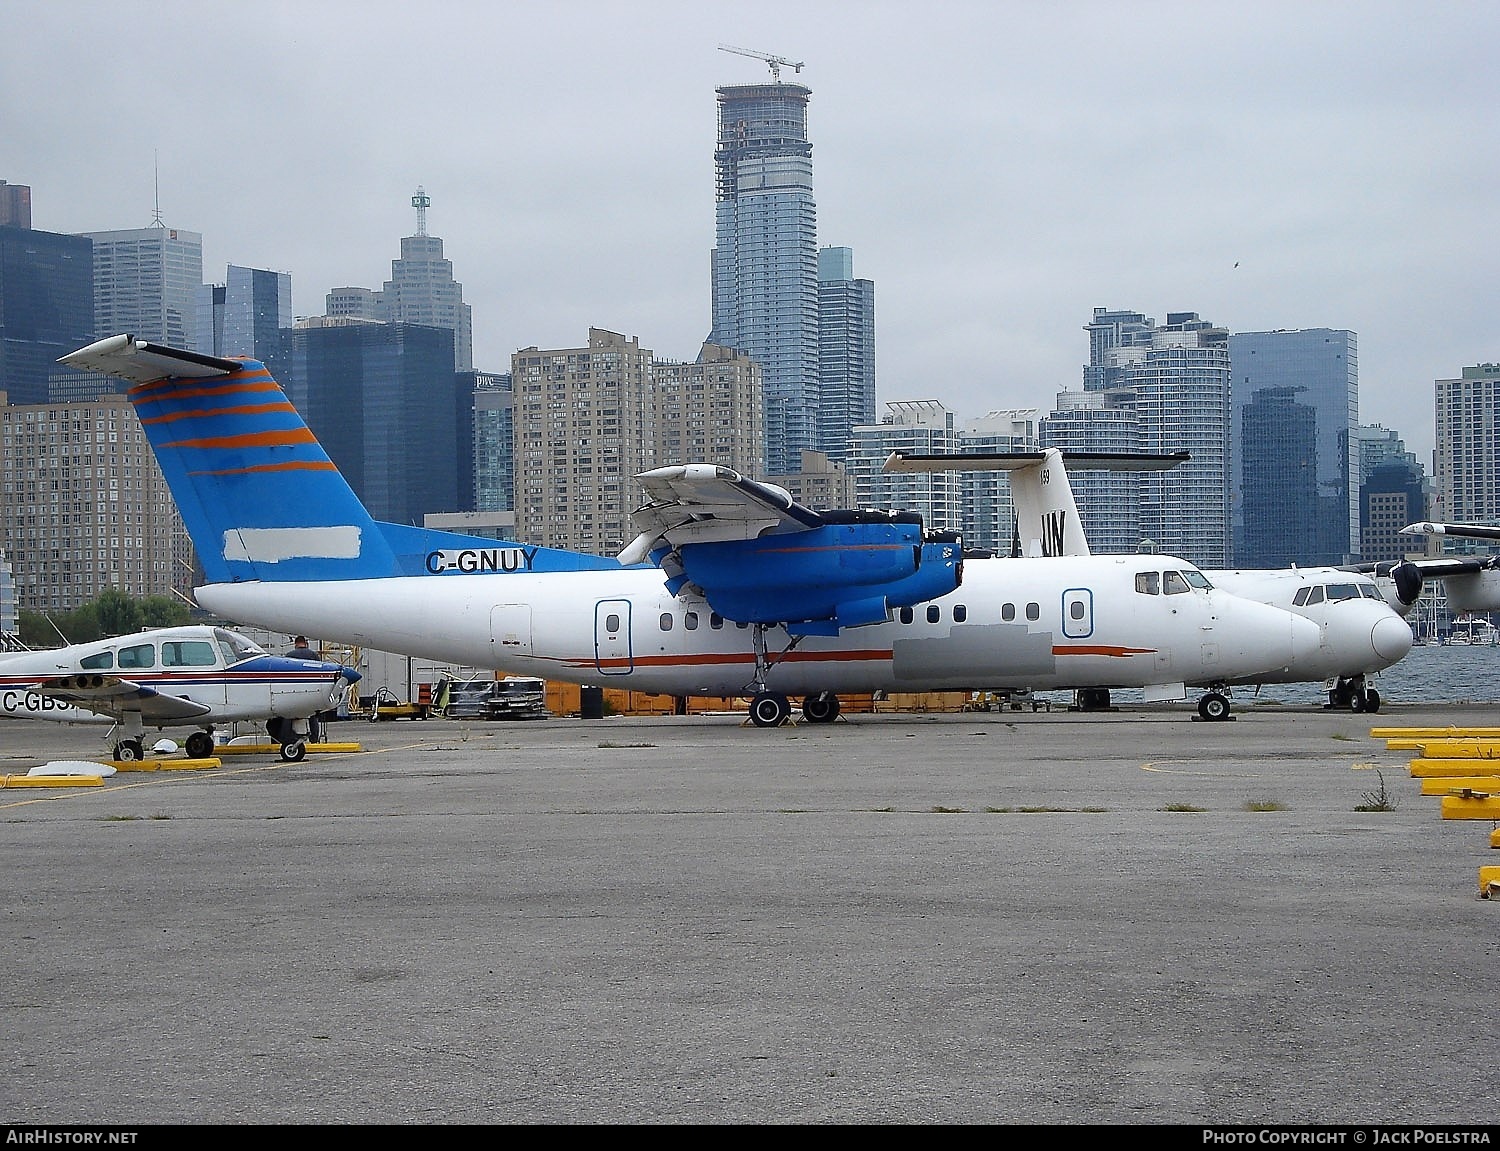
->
113, 739, 145, 762
279, 740, 307, 763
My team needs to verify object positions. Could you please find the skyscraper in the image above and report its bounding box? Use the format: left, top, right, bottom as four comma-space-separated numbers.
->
845, 400, 962, 535
1433, 362, 1500, 528
81, 222, 202, 351
285, 320, 463, 526
1051, 308, 1232, 566
1229, 328, 1358, 566
380, 187, 472, 372
816, 245, 875, 461
0, 190, 94, 405
195, 265, 293, 386
710, 80, 819, 478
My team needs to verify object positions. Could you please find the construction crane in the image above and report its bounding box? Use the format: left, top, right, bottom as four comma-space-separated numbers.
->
717, 43, 804, 82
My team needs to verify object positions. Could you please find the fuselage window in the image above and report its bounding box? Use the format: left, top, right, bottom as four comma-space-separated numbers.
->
79, 651, 114, 670
605, 612, 621, 632
1001, 603, 1015, 621
684, 611, 699, 630
953, 605, 967, 623
926, 605, 940, 623
659, 613, 674, 631
899, 606, 914, 624
1026, 602, 1040, 621
1136, 571, 1160, 595
1164, 571, 1190, 595
1070, 600, 1085, 620
117, 643, 155, 669
162, 641, 217, 667
710, 613, 724, 628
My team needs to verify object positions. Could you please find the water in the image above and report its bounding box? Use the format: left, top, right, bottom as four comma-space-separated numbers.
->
1034, 642, 1500, 709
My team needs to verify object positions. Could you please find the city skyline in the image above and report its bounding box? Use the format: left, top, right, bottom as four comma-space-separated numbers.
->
6, 1, 1496, 469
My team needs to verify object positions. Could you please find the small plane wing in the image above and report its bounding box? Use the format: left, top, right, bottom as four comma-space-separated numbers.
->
26, 674, 216, 723
58, 334, 240, 385
619, 464, 823, 566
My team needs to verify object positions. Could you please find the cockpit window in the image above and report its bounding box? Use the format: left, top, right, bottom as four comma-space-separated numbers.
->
1163, 570, 1191, 595
1292, 587, 1311, 607
1136, 571, 1160, 595
1327, 584, 1361, 602
1182, 570, 1212, 590
1360, 584, 1383, 601
1305, 585, 1326, 605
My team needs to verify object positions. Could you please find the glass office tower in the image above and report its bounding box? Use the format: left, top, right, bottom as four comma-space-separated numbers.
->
710, 82, 820, 478
1229, 328, 1358, 566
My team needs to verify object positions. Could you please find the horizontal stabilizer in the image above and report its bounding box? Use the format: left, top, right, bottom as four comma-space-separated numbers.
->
59, 334, 241, 384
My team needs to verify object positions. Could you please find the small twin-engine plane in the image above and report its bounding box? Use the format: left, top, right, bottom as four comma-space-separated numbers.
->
57, 335, 1322, 728
0, 624, 360, 762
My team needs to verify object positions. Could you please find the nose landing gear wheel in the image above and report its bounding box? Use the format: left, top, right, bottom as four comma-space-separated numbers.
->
113, 739, 145, 762
279, 740, 307, 763
749, 692, 792, 727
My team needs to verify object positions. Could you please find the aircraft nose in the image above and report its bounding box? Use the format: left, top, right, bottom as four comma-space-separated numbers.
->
1371, 613, 1416, 663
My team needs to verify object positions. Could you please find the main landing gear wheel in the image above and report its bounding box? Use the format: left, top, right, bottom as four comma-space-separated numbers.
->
279, 740, 307, 763
113, 739, 144, 762
801, 692, 840, 724
1197, 692, 1231, 722
749, 692, 792, 728
1364, 688, 1381, 713
185, 732, 215, 759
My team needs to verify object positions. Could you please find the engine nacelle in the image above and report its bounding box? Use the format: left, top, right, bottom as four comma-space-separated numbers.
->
676, 515, 964, 632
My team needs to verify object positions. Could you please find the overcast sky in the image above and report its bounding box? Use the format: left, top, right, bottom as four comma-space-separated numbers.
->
7, 1, 1495, 467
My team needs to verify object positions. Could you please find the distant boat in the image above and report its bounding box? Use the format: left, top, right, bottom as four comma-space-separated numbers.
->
1443, 618, 1500, 646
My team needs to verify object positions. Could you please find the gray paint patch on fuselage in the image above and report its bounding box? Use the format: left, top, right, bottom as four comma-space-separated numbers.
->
892, 623, 1055, 683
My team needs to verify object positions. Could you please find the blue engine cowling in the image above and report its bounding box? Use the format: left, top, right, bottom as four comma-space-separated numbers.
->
669, 513, 964, 635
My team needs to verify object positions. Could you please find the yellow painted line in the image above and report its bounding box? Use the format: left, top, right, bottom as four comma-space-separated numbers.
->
1440, 793, 1500, 820
1409, 758, 1500, 777
1, 774, 104, 788
1419, 777, 1500, 795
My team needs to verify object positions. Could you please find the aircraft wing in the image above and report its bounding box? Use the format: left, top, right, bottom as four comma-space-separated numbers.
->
26, 675, 216, 723
619, 464, 823, 566
619, 464, 963, 636
1401, 521, 1500, 543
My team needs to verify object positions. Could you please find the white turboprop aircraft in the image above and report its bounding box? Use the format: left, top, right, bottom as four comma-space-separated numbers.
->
0, 623, 361, 761
883, 448, 1413, 714
57, 334, 1323, 727
1370, 521, 1500, 616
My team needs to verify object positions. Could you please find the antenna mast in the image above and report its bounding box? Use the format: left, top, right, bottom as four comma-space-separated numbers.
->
411, 185, 430, 236
717, 43, 804, 82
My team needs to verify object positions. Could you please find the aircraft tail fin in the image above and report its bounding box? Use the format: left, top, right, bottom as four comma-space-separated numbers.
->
59, 335, 617, 584
1009, 448, 1092, 557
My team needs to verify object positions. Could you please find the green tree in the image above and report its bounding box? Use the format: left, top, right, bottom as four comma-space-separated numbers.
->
94, 588, 142, 639
140, 595, 191, 628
